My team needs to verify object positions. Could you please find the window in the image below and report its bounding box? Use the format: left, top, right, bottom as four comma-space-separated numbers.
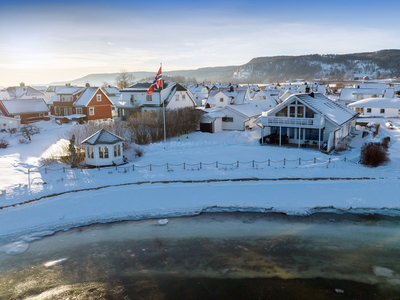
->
175, 95, 179, 101
305, 107, 314, 118
276, 107, 288, 117
289, 106, 295, 118
380, 109, 385, 114
114, 144, 121, 157
398, 109, 400, 115
146, 95, 152, 102
367, 108, 371, 113
89, 107, 95, 115
222, 117, 233, 122
87, 146, 94, 159
130, 94, 137, 103
97, 94, 101, 102
182, 94, 186, 101
69, 107, 72, 115
263, 96, 266, 99
258, 96, 261, 100
99, 147, 103, 159
104, 146, 109, 158
76, 108, 82, 114
220, 98, 224, 102
297, 106, 304, 118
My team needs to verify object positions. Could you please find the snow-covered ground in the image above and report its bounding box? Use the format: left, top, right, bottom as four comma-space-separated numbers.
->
1, 118, 400, 249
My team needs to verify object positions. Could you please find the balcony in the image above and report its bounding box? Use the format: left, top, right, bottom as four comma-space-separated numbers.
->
261, 115, 324, 128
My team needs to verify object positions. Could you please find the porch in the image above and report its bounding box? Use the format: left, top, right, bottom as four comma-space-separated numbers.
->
260, 126, 326, 150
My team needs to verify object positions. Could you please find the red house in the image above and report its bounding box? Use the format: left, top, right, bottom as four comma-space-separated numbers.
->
0, 99, 50, 124
49, 86, 115, 121
73, 87, 115, 121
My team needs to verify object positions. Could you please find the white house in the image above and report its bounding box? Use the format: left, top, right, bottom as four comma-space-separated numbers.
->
348, 98, 400, 117
338, 87, 394, 106
260, 93, 358, 152
0, 115, 20, 131
206, 85, 250, 108
81, 129, 125, 167
118, 83, 195, 119
201, 104, 262, 132
249, 90, 280, 111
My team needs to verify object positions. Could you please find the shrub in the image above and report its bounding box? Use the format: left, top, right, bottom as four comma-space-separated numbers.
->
0, 138, 9, 148
18, 138, 30, 144
359, 142, 389, 167
382, 136, 391, 149
133, 144, 144, 158
19, 124, 40, 141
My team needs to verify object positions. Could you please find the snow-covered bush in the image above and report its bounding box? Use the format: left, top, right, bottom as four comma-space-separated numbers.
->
19, 124, 40, 141
0, 138, 9, 148
359, 142, 389, 167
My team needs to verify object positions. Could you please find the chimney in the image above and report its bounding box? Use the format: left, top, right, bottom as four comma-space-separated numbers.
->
309, 92, 315, 98
20, 82, 25, 87
85, 82, 90, 87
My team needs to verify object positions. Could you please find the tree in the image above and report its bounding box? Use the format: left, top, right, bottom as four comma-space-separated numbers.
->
19, 124, 40, 141
115, 69, 135, 90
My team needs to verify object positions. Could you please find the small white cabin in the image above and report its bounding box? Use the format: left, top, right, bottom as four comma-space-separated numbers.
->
81, 129, 125, 167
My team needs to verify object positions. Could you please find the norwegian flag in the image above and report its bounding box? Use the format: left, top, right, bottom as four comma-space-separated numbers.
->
147, 66, 163, 94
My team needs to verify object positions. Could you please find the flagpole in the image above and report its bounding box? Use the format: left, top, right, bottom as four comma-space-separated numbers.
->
161, 63, 166, 149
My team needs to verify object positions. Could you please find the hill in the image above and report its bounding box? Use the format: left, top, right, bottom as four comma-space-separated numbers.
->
47, 50, 400, 86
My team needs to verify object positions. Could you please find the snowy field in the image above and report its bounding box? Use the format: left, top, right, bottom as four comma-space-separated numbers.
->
1, 118, 400, 249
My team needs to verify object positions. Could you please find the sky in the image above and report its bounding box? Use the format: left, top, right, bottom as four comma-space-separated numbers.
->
1, 0, 400, 87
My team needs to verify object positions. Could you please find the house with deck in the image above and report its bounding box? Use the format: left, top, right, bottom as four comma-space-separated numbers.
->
259, 93, 358, 152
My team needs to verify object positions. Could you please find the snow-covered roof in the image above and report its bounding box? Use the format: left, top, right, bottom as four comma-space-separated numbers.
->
104, 87, 120, 95
74, 87, 114, 107
224, 104, 262, 118
0, 99, 49, 115
295, 93, 358, 126
57, 87, 85, 95
348, 98, 400, 108
81, 129, 125, 145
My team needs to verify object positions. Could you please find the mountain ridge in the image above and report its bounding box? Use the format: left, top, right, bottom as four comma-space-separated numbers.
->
45, 49, 400, 86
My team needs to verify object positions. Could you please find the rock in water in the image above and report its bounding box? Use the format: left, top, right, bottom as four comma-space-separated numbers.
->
157, 219, 168, 226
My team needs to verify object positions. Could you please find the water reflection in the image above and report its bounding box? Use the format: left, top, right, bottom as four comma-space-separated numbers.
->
1, 212, 400, 299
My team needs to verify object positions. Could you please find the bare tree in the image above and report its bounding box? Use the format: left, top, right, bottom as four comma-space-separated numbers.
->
115, 69, 135, 90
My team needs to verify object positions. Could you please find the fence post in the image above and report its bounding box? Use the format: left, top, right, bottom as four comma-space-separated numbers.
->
237, 161, 239, 168
63, 167, 65, 173
284, 158, 286, 166
314, 158, 316, 164
200, 162, 202, 169
344, 157, 347, 162
115, 166, 117, 170
268, 159, 270, 167
150, 164, 152, 171
299, 158, 301, 165
216, 161, 218, 168
133, 164, 135, 171
81, 168, 83, 173
45, 167, 47, 174
329, 158, 331, 163
252, 160, 254, 168
184, 162, 185, 170
167, 163, 169, 170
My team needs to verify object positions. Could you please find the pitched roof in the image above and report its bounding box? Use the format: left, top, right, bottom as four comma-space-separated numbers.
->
74, 87, 114, 107
224, 104, 262, 118
0, 99, 49, 115
348, 97, 400, 108
81, 129, 125, 145
294, 93, 358, 126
